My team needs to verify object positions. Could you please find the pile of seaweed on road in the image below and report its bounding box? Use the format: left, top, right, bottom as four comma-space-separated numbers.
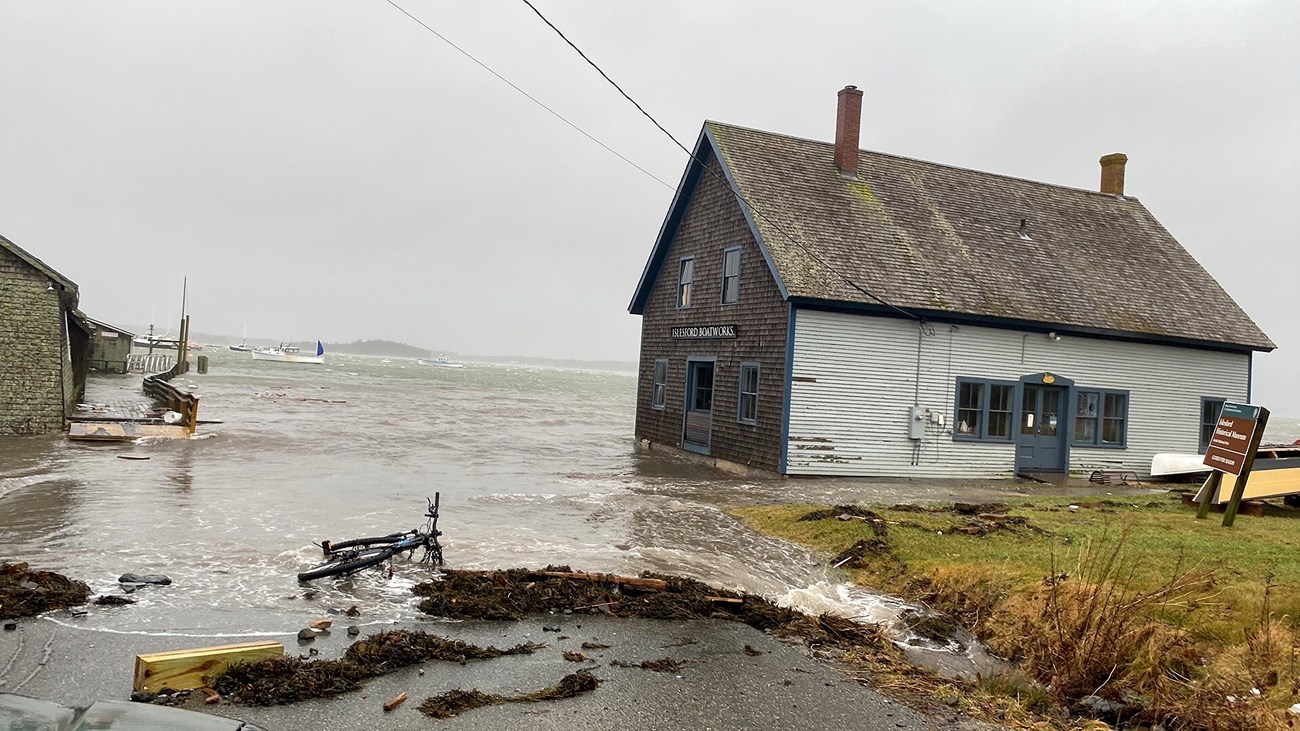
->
0, 562, 90, 617
214, 630, 543, 705
413, 566, 804, 630
414, 566, 916, 684
210, 567, 924, 718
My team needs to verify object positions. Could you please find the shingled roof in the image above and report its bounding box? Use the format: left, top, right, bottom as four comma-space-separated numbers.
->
631, 121, 1274, 353
1, 232, 78, 292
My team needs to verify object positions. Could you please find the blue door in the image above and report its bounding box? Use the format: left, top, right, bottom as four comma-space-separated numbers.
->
1017, 384, 1066, 472
682, 361, 714, 454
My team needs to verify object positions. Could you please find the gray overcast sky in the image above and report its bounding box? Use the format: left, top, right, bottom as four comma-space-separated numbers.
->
2, 1, 1296, 412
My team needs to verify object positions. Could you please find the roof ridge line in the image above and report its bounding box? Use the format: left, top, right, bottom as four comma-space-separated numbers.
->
704, 119, 1140, 202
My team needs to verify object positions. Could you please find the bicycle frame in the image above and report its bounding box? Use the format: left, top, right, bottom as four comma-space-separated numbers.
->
299, 493, 444, 581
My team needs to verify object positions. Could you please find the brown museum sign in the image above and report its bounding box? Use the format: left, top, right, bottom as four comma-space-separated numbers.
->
1202, 402, 1265, 476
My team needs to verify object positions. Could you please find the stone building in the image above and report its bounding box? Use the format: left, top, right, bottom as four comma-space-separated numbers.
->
629, 86, 1273, 478
0, 233, 90, 435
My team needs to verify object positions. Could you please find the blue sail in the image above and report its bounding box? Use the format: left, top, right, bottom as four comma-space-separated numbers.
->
315, 340, 324, 357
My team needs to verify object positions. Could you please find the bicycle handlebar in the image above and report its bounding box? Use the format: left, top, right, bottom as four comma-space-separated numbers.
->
424, 492, 440, 518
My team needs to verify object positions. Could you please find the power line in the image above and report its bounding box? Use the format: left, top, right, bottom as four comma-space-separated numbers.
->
518, 0, 925, 325
520, 0, 690, 158
382, 0, 674, 190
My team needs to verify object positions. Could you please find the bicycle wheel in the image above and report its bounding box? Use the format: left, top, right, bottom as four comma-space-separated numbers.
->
297, 546, 397, 581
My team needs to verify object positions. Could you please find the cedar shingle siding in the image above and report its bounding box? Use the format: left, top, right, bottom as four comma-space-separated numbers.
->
634, 154, 787, 471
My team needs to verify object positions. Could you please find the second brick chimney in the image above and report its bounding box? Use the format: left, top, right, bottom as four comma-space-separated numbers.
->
834, 85, 863, 178
1099, 153, 1128, 196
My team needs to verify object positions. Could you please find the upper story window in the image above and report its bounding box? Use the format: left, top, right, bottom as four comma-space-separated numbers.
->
1199, 397, 1225, 452
651, 360, 668, 410
677, 258, 694, 308
721, 247, 741, 304
1074, 389, 1128, 448
953, 378, 1015, 442
738, 362, 759, 424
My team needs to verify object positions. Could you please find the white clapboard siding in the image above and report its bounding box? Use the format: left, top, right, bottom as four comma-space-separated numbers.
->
786, 309, 1249, 478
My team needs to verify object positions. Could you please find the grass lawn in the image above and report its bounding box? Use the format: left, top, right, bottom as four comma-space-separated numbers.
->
732, 492, 1300, 646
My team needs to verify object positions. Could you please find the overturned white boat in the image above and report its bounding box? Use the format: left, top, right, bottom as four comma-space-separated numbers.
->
1150, 452, 1211, 478
252, 341, 325, 364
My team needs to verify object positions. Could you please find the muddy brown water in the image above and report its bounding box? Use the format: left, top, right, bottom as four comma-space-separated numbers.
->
0, 349, 1165, 675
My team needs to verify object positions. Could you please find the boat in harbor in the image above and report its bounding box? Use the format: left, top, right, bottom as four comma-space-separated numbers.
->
133, 335, 180, 351
418, 355, 464, 368
229, 324, 250, 352
252, 341, 325, 364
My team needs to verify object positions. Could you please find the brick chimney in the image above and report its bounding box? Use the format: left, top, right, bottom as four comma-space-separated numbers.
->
834, 85, 863, 178
1099, 153, 1128, 196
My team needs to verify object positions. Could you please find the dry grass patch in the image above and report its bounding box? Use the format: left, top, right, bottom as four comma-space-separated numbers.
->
731, 496, 1300, 729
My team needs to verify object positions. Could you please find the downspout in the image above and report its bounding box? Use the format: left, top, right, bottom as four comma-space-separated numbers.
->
59, 304, 69, 428
912, 321, 924, 466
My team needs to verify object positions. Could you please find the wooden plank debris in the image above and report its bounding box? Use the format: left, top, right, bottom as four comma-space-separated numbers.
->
383, 691, 409, 712
133, 641, 284, 693
535, 571, 667, 592
69, 422, 190, 442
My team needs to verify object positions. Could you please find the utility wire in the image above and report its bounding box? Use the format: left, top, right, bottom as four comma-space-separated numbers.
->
519, 0, 925, 325
382, 0, 674, 190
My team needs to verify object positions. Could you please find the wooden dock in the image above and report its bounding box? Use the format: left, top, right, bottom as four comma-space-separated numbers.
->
68, 422, 191, 442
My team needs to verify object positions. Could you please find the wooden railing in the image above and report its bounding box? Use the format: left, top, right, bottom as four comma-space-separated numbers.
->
142, 352, 199, 434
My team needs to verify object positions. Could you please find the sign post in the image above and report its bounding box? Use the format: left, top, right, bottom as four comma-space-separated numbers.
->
1195, 402, 1270, 526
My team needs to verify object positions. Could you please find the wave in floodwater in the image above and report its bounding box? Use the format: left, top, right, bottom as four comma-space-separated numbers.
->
0, 352, 1046, 675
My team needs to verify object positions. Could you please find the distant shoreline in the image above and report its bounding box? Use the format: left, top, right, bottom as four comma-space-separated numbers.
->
459, 354, 636, 373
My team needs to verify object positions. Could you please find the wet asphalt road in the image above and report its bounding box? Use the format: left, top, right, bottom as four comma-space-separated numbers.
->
0, 613, 1003, 731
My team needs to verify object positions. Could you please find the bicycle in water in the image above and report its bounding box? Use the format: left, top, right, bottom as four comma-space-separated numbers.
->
297, 494, 445, 581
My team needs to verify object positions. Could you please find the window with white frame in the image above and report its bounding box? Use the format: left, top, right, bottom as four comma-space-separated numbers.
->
738, 363, 759, 424
721, 247, 740, 304
651, 360, 668, 410
677, 258, 694, 308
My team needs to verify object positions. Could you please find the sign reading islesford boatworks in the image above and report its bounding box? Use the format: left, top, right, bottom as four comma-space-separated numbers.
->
670, 324, 737, 340
1202, 402, 1265, 476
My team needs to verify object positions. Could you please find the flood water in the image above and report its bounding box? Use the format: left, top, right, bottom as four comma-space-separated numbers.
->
6, 350, 1286, 670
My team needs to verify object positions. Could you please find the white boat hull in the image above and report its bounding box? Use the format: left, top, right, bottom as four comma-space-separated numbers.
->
252, 350, 324, 364
418, 358, 464, 368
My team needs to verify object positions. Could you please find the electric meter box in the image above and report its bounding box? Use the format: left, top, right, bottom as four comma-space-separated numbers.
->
908, 406, 925, 440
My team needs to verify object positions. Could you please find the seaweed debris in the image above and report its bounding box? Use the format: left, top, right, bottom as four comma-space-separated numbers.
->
94, 595, 135, 606
0, 562, 90, 617
611, 656, 685, 673
419, 670, 600, 719
562, 650, 588, 662
414, 567, 802, 631
213, 630, 543, 705
413, 568, 902, 672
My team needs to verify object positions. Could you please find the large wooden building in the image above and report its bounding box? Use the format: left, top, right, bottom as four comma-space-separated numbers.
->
0, 234, 90, 435
629, 87, 1274, 478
